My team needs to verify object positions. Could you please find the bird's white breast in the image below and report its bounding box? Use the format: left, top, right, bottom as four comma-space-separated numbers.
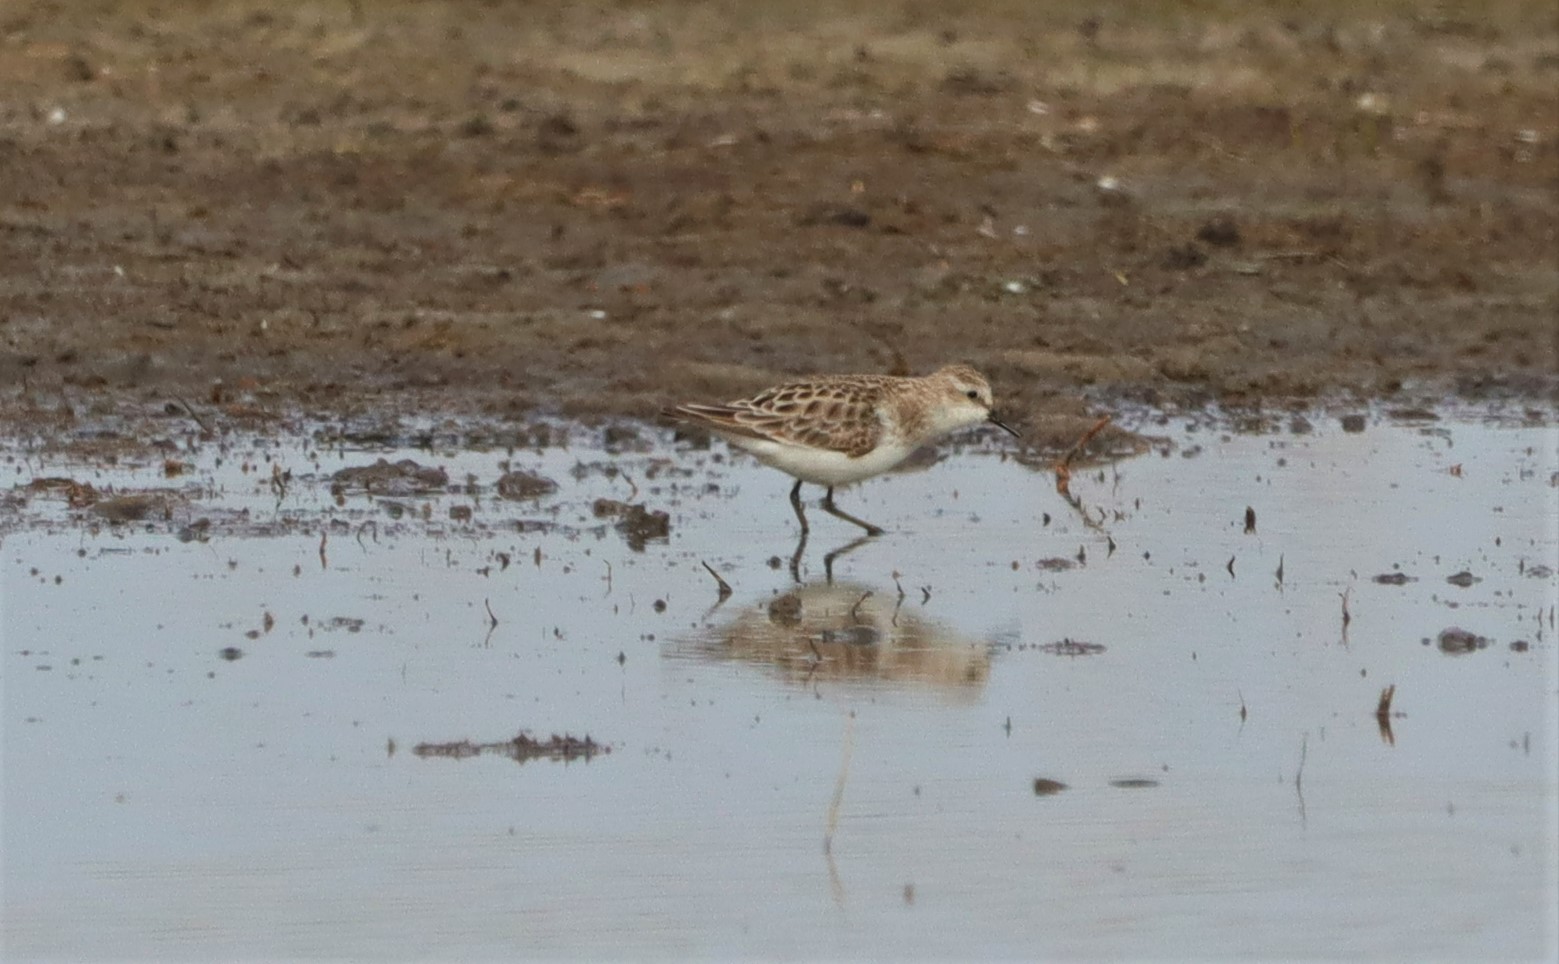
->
720, 433, 918, 486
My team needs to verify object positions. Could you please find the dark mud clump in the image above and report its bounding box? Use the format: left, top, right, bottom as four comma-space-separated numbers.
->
90, 493, 173, 523
593, 499, 671, 551
602, 424, 648, 453
1032, 778, 1068, 796
412, 732, 609, 765
177, 518, 213, 543
331, 459, 449, 497
495, 470, 558, 501
1038, 638, 1107, 656
1435, 627, 1491, 655
0, 1, 1553, 433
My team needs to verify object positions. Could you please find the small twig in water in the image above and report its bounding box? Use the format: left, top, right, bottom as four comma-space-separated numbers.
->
1376, 684, 1397, 746
270, 463, 289, 502
172, 394, 212, 434
1053, 416, 1112, 529
1295, 733, 1308, 791
1054, 415, 1113, 497
700, 560, 732, 601
485, 598, 499, 629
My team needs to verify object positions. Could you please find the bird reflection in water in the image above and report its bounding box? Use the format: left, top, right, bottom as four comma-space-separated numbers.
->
693, 580, 992, 697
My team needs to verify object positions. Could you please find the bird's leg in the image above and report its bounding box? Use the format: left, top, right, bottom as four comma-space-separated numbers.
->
789, 480, 809, 583
821, 486, 885, 537
789, 479, 809, 536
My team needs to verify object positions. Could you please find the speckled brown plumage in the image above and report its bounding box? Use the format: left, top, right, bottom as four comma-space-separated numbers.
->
662, 364, 1016, 498
668, 375, 898, 457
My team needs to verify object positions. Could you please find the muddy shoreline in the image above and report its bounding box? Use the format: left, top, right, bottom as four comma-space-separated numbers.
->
2, 0, 1556, 436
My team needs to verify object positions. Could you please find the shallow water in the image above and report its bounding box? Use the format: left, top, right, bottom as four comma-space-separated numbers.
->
3, 411, 1557, 960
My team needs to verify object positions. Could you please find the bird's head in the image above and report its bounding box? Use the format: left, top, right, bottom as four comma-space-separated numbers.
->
931, 364, 1021, 438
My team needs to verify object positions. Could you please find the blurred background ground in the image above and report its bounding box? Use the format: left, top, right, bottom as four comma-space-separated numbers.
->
1, 0, 1555, 433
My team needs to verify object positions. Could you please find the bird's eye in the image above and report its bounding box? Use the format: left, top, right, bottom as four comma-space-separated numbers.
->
965, 389, 979, 401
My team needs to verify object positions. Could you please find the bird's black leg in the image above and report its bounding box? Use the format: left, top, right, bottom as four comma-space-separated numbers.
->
789, 479, 809, 583
789, 479, 809, 536
821, 486, 886, 537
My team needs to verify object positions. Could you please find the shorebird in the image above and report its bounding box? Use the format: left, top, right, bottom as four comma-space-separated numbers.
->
663, 364, 1020, 536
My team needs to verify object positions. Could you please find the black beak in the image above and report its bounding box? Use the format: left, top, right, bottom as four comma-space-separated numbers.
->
987, 410, 1021, 438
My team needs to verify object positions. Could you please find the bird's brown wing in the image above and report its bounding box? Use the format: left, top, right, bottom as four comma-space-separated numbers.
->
664, 378, 887, 458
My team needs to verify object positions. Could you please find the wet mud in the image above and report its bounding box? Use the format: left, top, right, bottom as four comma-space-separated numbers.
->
2, 0, 1557, 438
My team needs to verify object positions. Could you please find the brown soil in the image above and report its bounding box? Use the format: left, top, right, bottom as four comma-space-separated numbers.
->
2, 0, 1556, 435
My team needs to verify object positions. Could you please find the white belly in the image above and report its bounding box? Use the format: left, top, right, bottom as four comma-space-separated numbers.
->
720, 433, 916, 486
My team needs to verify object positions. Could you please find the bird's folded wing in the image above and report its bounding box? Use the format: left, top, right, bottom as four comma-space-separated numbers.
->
665, 402, 878, 457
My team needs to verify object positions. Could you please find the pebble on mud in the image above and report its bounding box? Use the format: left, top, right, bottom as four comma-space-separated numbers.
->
1163, 243, 1208, 270
330, 458, 448, 496
1339, 414, 1368, 433
1195, 216, 1242, 247
602, 424, 643, 452
795, 202, 871, 228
